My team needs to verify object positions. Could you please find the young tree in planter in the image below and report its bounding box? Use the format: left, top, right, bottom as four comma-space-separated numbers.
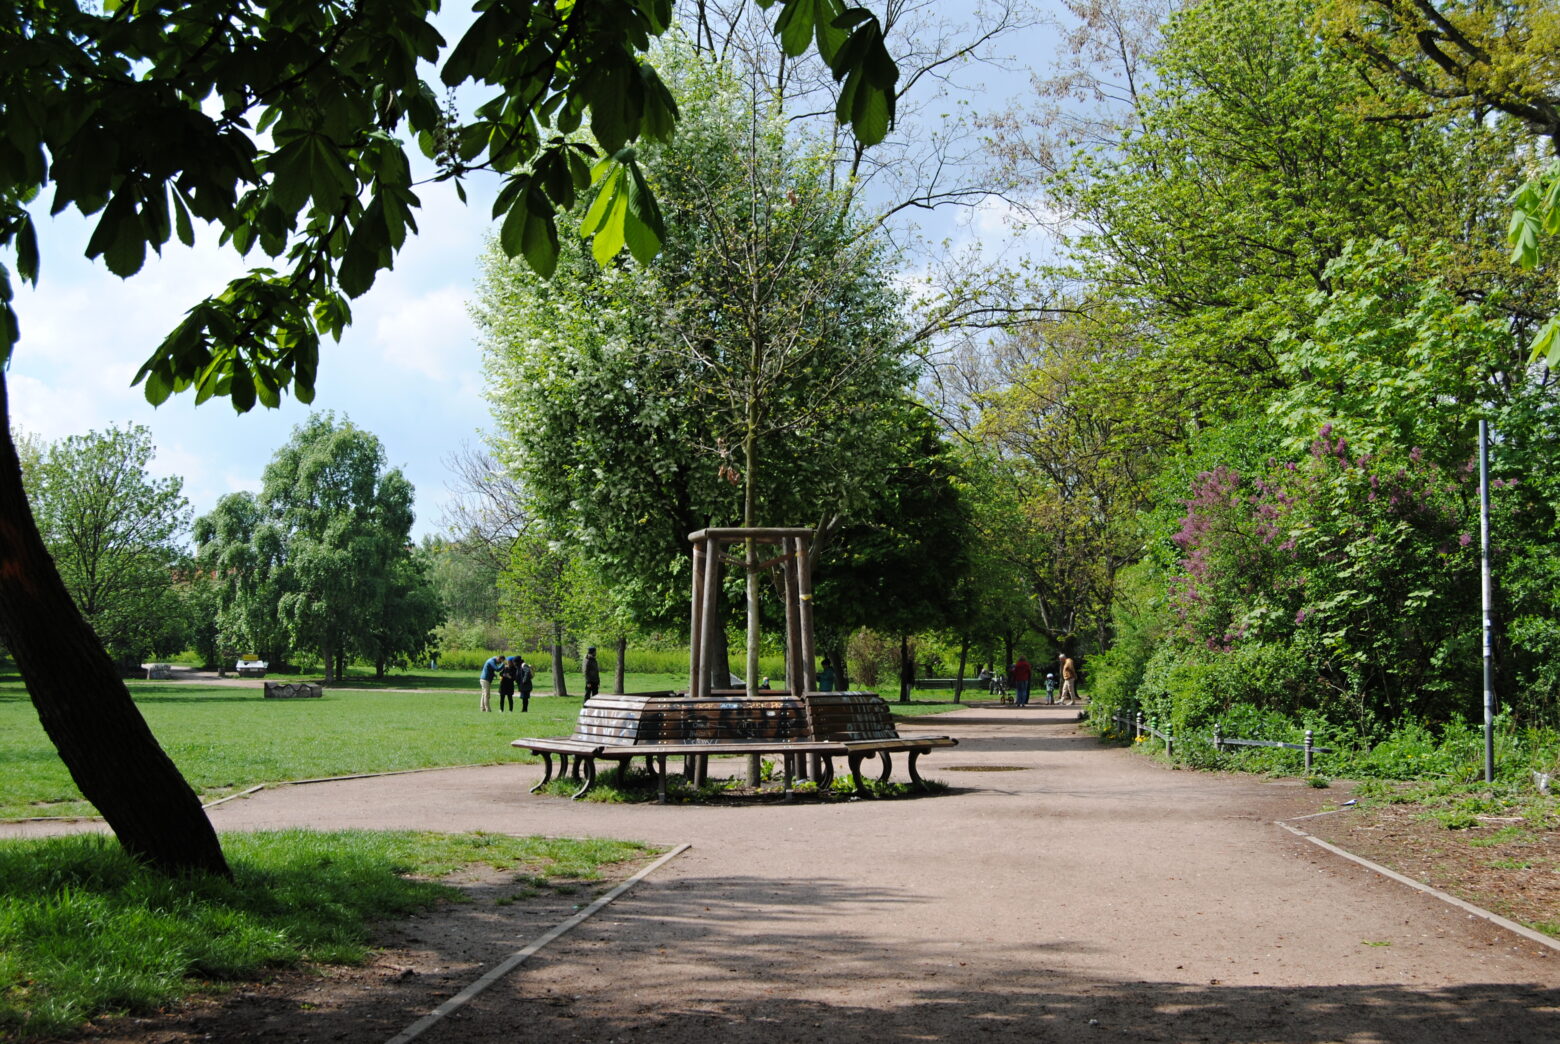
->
482, 49, 911, 694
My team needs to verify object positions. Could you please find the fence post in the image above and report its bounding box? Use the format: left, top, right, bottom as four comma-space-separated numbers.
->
1213, 723, 1222, 753
1304, 730, 1314, 774
1135, 712, 1143, 741
1166, 726, 1173, 760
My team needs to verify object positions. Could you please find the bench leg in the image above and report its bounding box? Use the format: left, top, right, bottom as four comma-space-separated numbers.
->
656, 754, 669, 804
782, 754, 795, 802
847, 752, 873, 799
877, 750, 893, 784
694, 754, 708, 788
817, 755, 835, 788
530, 752, 556, 793
616, 758, 630, 786
571, 757, 597, 800
683, 754, 696, 780
908, 750, 929, 791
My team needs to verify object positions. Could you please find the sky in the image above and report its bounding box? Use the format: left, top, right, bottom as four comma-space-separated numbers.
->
10, 2, 1068, 542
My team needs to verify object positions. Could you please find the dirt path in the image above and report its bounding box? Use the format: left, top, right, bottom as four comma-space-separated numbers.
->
13, 706, 1559, 1042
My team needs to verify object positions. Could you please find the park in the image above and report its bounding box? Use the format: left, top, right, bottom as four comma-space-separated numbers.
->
2, 0, 1559, 1040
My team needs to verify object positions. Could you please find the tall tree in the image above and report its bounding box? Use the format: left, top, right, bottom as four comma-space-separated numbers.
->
196, 415, 436, 683
480, 45, 913, 679
0, 0, 898, 876
21, 424, 192, 667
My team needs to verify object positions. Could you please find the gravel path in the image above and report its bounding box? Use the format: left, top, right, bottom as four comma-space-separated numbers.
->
10, 705, 1558, 1042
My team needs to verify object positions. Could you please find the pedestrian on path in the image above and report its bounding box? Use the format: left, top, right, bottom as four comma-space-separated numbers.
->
1044, 672, 1058, 704
1012, 656, 1033, 706
479, 653, 503, 712
1060, 653, 1079, 705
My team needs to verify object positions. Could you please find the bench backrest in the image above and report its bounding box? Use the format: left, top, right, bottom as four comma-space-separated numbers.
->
571, 690, 900, 745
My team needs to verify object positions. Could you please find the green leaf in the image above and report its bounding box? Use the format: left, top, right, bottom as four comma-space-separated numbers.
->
142, 365, 173, 407
774, 0, 820, 57
170, 187, 195, 249
1528, 316, 1560, 368
15, 212, 38, 284
621, 159, 663, 264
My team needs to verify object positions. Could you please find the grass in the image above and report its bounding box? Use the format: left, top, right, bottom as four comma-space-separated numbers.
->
0, 677, 584, 820
0, 829, 655, 1038
0, 673, 966, 820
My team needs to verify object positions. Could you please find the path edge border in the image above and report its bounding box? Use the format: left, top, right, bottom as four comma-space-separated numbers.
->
1276, 820, 1558, 953
383, 841, 693, 1044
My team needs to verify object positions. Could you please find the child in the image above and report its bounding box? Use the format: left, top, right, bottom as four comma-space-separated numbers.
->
1043, 672, 1058, 704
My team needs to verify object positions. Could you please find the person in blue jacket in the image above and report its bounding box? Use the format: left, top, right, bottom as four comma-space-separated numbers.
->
479, 653, 504, 712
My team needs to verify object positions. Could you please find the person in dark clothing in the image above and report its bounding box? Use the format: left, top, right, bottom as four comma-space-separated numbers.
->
583, 647, 601, 700
515, 656, 533, 711
497, 655, 516, 712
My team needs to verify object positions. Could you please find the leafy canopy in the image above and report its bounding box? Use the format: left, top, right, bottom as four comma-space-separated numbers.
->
0, 0, 897, 412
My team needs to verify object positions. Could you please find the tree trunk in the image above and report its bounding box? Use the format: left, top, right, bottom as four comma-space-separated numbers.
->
898, 634, 911, 703
0, 375, 228, 878
954, 634, 969, 703
550, 620, 569, 698
322, 630, 336, 684
613, 634, 626, 695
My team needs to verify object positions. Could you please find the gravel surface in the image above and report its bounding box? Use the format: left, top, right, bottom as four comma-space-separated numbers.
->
11, 705, 1558, 1043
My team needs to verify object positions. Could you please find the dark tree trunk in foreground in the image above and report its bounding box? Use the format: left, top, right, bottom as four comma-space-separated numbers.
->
0, 376, 228, 878
954, 635, 969, 703
899, 634, 912, 703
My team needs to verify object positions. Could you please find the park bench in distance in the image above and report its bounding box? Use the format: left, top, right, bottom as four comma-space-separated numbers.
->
512, 691, 956, 803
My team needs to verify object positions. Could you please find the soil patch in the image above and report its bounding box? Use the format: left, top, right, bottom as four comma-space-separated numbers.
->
1302, 799, 1560, 936
68, 861, 643, 1044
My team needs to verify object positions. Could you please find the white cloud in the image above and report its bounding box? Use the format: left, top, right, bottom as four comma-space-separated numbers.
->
371, 286, 478, 381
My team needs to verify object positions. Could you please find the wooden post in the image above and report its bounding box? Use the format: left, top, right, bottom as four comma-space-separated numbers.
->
689, 541, 705, 697
699, 536, 722, 700
796, 537, 817, 692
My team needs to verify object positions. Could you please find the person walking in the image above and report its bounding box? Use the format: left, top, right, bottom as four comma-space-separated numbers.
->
583, 647, 601, 700
818, 657, 837, 692
1059, 653, 1079, 705
516, 656, 534, 712
1043, 671, 1058, 704
497, 655, 517, 712
479, 653, 504, 712
1012, 656, 1033, 707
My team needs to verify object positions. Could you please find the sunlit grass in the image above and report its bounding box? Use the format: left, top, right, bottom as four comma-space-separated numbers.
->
0, 672, 964, 820
0, 830, 656, 1038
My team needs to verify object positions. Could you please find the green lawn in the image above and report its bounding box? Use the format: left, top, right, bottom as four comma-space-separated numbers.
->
0, 674, 967, 820
0, 829, 656, 1037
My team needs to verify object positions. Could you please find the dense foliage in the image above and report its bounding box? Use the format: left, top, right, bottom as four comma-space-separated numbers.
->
19, 425, 194, 667
194, 415, 441, 680
964, 0, 1560, 757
